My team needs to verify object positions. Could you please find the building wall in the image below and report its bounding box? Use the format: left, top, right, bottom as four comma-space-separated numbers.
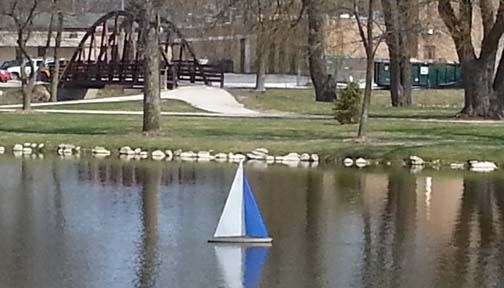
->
0, 47, 80, 64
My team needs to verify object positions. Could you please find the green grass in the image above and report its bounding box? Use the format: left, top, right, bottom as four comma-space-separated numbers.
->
232, 88, 463, 118
0, 112, 503, 164
36, 99, 202, 113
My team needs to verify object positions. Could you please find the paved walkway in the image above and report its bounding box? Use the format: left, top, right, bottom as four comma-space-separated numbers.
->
0, 86, 260, 115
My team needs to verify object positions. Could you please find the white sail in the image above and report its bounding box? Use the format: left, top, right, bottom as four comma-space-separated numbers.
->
214, 162, 245, 238
214, 246, 244, 288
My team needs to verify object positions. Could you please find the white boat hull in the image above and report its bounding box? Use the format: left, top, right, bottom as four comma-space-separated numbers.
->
209, 237, 273, 244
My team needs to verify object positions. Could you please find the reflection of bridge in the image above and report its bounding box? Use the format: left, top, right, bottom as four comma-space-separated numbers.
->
58, 11, 224, 89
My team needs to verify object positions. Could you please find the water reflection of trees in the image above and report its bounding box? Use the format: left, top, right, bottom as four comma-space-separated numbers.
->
360, 169, 417, 288
134, 165, 162, 288
359, 170, 504, 287
77, 160, 199, 187
434, 175, 504, 287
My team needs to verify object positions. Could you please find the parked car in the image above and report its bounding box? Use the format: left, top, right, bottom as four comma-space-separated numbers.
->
4, 58, 54, 80
0, 59, 23, 70
0, 70, 12, 82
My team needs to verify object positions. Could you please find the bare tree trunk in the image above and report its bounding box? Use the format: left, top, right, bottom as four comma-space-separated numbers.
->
42, 4, 55, 62
358, 57, 374, 138
18, 30, 33, 111
437, 0, 504, 118
357, 0, 376, 138
397, 0, 413, 106
381, 0, 413, 107
142, 1, 161, 133
304, 0, 331, 102
255, 29, 267, 92
398, 54, 412, 106
51, 12, 63, 102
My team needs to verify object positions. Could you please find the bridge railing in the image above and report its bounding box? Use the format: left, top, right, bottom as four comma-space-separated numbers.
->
58, 60, 223, 89
58, 61, 177, 89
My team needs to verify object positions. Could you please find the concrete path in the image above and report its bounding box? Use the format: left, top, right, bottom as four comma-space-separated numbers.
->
0, 86, 260, 116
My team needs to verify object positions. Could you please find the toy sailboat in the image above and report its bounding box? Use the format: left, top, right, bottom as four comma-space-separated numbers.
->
209, 161, 272, 243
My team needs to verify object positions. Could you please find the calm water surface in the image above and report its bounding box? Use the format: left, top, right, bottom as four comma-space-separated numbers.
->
0, 156, 503, 288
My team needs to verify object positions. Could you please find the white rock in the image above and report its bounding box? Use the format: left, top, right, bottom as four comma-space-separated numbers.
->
282, 153, 301, 162
13, 151, 22, 158
311, 154, 320, 162
152, 155, 165, 161
247, 152, 266, 160
63, 148, 73, 155
119, 146, 135, 155
173, 149, 182, 156
469, 161, 497, 172
450, 163, 465, 169
165, 150, 174, 161
248, 149, 268, 159
30, 143, 37, 149
180, 151, 197, 158
92, 146, 111, 156
13, 144, 23, 151
134, 148, 142, 154
300, 153, 311, 161
266, 156, 275, 164
215, 153, 228, 160
343, 158, 354, 167
22, 147, 33, 154
152, 150, 166, 160
409, 156, 425, 166
254, 148, 269, 155
197, 151, 213, 160
229, 153, 247, 162
37, 143, 45, 150
23, 143, 31, 147
355, 158, 368, 168
0, 147, 4, 154
139, 151, 149, 159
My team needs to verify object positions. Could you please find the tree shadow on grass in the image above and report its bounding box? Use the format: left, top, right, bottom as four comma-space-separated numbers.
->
0, 127, 125, 136
387, 127, 504, 144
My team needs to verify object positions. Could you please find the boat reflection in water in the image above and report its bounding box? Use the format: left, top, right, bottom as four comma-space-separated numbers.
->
214, 245, 270, 288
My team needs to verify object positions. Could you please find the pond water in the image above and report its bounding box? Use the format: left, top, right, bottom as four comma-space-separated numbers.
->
0, 156, 503, 288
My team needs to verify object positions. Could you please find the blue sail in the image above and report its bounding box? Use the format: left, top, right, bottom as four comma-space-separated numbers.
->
243, 247, 269, 288
243, 176, 269, 238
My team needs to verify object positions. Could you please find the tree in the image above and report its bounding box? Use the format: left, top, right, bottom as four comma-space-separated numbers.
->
438, 0, 504, 118
355, 0, 382, 138
140, 0, 162, 133
380, 0, 415, 107
51, 11, 64, 102
303, 0, 335, 102
215, 0, 303, 92
2, 0, 43, 111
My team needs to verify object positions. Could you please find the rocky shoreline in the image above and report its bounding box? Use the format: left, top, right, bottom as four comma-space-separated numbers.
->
0, 143, 499, 172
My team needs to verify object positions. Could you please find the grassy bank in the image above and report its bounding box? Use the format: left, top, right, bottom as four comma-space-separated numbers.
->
0, 112, 503, 164
232, 88, 463, 118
